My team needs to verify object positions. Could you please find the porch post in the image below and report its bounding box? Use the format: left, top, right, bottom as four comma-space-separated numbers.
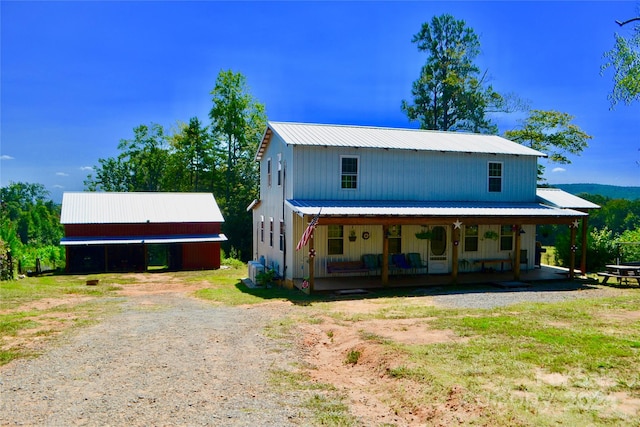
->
569, 223, 577, 280
451, 226, 460, 284
580, 216, 589, 275
309, 225, 315, 292
382, 224, 389, 286
514, 226, 522, 281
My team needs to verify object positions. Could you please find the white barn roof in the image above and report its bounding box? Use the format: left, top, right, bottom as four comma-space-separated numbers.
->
257, 121, 547, 160
61, 192, 225, 224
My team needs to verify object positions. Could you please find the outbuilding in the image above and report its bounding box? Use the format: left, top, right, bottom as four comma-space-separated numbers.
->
60, 192, 226, 273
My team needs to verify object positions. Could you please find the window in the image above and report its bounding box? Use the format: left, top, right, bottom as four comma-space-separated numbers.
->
279, 219, 284, 251
500, 225, 513, 251
341, 156, 358, 189
277, 153, 282, 186
388, 225, 402, 254
269, 218, 274, 247
267, 158, 272, 187
327, 225, 344, 255
464, 225, 478, 252
260, 216, 264, 243
488, 162, 502, 192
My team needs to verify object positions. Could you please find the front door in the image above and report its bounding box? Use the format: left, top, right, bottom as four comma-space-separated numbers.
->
429, 226, 449, 273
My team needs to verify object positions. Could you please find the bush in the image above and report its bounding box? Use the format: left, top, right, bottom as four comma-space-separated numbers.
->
617, 228, 640, 263
0, 240, 14, 280
556, 226, 618, 272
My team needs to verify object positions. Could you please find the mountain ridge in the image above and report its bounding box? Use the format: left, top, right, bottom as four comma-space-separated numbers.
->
551, 183, 640, 200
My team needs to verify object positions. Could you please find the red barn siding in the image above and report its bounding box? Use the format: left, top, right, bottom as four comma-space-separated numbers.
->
182, 243, 220, 270
64, 222, 222, 237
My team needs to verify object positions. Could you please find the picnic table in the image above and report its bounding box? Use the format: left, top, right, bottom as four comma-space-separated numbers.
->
597, 264, 640, 285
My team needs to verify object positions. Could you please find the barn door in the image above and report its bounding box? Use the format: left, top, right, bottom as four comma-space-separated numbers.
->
429, 226, 449, 273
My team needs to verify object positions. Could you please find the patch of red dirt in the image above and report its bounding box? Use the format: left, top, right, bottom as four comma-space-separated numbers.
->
296, 311, 483, 426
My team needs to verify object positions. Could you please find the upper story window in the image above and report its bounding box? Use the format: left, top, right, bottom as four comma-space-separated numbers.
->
488, 162, 502, 192
267, 158, 272, 187
341, 156, 358, 189
277, 153, 282, 186
260, 216, 264, 243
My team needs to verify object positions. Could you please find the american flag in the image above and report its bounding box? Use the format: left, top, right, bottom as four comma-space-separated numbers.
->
296, 211, 320, 251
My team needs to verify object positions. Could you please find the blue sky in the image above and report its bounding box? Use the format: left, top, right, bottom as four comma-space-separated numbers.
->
2, 1, 639, 202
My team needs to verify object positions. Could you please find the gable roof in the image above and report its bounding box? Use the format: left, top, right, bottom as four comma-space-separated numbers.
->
536, 188, 600, 210
61, 192, 225, 224
256, 121, 547, 160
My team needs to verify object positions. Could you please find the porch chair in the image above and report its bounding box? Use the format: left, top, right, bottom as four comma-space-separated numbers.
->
407, 252, 428, 274
378, 254, 398, 275
392, 253, 413, 275
362, 254, 379, 274
520, 250, 529, 270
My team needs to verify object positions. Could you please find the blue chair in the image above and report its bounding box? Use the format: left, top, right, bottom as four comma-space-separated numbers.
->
392, 254, 413, 274
407, 252, 428, 274
362, 254, 379, 274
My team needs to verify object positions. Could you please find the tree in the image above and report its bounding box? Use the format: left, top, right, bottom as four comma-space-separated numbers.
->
209, 70, 267, 259
602, 14, 640, 107
401, 14, 511, 133
504, 110, 592, 181
165, 117, 220, 192
85, 123, 168, 192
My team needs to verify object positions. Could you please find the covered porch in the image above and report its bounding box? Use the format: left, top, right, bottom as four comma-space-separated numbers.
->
288, 198, 594, 293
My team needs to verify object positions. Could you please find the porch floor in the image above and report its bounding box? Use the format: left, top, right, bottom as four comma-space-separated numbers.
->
309, 264, 576, 292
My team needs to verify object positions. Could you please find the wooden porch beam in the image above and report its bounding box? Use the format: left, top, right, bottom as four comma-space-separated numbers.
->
569, 224, 577, 280
451, 226, 460, 283
514, 226, 522, 281
580, 216, 588, 275
316, 216, 582, 226
382, 225, 389, 286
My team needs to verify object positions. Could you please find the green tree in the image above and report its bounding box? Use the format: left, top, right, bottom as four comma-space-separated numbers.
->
0, 182, 64, 275
86, 123, 169, 192
165, 117, 220, 192
209, 70, 267, 259
504, 110, 592, 181
401, 14, 511, 133
602, 15, 640, 107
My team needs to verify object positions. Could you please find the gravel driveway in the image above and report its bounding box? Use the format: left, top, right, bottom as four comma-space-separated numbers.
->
0, 292, 312, 426
0, 278, 627, 426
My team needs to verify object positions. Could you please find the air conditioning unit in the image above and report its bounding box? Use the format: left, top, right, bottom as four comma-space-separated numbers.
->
247, 261, 264, 284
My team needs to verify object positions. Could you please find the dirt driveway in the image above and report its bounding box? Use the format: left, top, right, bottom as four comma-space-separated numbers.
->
0, 282, 313, 426
1, 276, 634, 426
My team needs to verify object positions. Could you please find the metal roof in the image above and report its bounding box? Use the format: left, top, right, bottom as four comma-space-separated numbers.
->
60, 192, 225, 224
285, 199, 587, 218
60, 234, 227, 246
257, 121, 547, 160
536, 188, 600, 210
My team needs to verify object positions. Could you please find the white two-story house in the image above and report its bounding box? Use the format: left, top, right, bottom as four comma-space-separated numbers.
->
249, 121, 598, 292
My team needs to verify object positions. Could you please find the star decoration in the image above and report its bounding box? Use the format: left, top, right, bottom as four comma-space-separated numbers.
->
572, 219, 580, 229
453, 219, 463, 229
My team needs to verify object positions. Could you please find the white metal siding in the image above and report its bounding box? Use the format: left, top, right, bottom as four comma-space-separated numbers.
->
291, 223, 536, 278
291, 146, 537, 202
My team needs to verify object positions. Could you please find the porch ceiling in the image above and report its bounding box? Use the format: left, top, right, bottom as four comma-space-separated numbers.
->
286, 199, 587, 226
